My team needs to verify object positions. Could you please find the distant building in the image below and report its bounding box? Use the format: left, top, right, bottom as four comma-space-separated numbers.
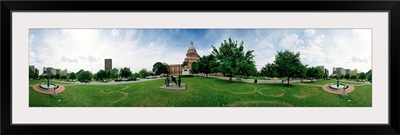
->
35, 68, 39, 76
336, 67, 343, 74
166, 42, 200, 75
332, 67, 336, 74
105, 59, 112, 71
324, 69, 329, 77
60, 69, 68, 75
345, 69, 351, 74
29, 65, 39, 76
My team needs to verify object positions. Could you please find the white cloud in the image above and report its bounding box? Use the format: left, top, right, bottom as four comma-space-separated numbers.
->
304, 29, 315, 37
111, 29, 120, 37
279, 34, 305, 50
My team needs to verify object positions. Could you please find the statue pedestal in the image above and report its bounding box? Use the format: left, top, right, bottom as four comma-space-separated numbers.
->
182, 68, 190, 75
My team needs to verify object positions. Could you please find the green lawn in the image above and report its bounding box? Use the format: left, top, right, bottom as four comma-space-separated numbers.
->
29, 77, 372, 107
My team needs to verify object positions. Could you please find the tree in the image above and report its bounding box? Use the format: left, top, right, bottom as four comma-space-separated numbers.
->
191, 62, 200, 74
55, 73, 60, 80
329, 74, 336, 79
261, 63, 278, 79
344, 74, 350, 80
69, 72, 76, 80
29, 68, 35, 79
61, 75, 68, 80
120, 67, 132, 78
366, 69, 372, 82
307, 67, 324, 82
297, 64, 308, 83
211, 38, 255, 82
336, 72, 343, 79
139, 69, 150, 78
273, 50, 304, 85
196, 54, 219, 77
351, 75, 358, 80
349, 69, 358, 76
109, 68, 120, 80
96, 70, 108, 80
132, 72, 140, 78
152, 62, 169, 75
78, 71, 92, 81
359, 72, 366, 81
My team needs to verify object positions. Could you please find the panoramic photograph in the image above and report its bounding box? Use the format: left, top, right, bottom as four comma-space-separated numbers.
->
28, 29, 372, 107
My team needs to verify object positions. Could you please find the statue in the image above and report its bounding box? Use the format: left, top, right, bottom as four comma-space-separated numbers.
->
165, 75, 170, 86
178, 76, 181, 87
171, 76, 178, 84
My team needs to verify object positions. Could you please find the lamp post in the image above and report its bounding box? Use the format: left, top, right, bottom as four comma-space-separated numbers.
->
336, 76, 339, 88
46, 76, 50, 89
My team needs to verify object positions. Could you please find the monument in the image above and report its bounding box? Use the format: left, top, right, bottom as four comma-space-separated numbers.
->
166, 42, 200, 75
161, 75, 186, 90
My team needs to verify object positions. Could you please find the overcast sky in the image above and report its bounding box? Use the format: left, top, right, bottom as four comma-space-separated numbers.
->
29, 29, 371, 74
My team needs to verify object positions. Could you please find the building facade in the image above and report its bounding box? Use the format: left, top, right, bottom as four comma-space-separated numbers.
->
166, 42, 200, 75
105, 59, 112, 71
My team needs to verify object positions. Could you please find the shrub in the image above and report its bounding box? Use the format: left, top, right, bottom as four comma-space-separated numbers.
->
181, 75, 194, 77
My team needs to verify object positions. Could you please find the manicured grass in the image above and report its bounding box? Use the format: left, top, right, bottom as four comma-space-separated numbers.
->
29, 77, 372, 107
302, 80, 371, 85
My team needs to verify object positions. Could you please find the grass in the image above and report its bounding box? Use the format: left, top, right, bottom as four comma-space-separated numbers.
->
29, 77, 372, 107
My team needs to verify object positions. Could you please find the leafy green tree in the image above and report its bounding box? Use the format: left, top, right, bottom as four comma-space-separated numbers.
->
78, 71, 92, 81
69, 72, 76, 80
297, 64, 308, 83
139, 69, 150, 78
261, 63, 278, 79
196, 54, 219, 77
120, 67, 132, 78
336, 72, 343, 79
366, 69, 372, 82
191, 62, 200, 74
96, 70, 108, 80
61, 75, 67, 80
211, 38, 255, 82
33, 73, 38, 79
351, 75, 357, 80
329, 74, 336, 79
359, 72, 366, 81
55, 73, 60, 80
109, 68, 120, 80
344, 74, 350, 80
152, 62, 169, 75
307, 67, 323, 82
29, 68, 35, 79
132, 72, 140, 78
273, 50, 304, 85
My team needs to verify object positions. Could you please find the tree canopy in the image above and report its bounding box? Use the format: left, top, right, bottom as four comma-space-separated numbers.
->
260, 63, 278, 79
152, 62, 169, 75
96, 70, 108, 80
195, 54, 218, 77
120, 67, 132, 78
211, 37, 256, 82
273, 50, 304, 85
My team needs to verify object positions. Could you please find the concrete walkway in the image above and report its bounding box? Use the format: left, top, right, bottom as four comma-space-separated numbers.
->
208, 76, 301, 84
52, 78, 164, 85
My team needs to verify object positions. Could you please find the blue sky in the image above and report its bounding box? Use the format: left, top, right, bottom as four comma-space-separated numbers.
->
29, 29, 371, 74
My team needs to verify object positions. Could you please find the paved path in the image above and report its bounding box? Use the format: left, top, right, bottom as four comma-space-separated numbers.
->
321, 84, 355, 94
208, 76, 301, 84
52, 78, 164, 85
32, 84, 66, 94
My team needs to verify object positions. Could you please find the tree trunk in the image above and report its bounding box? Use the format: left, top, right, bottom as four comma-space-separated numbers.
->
287, 77, 290, 85
206, 74, 208, 78
301, 78, 303, 83
229, 76, 232, 82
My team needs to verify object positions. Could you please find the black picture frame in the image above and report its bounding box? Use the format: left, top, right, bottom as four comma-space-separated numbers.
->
1, 0, 399, 134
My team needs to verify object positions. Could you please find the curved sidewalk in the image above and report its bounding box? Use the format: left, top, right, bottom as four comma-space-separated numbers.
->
32, 84, 66, 94
322, 84, 355, 94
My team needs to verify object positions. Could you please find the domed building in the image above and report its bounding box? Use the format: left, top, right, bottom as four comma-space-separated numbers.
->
167, 42, 200, 75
